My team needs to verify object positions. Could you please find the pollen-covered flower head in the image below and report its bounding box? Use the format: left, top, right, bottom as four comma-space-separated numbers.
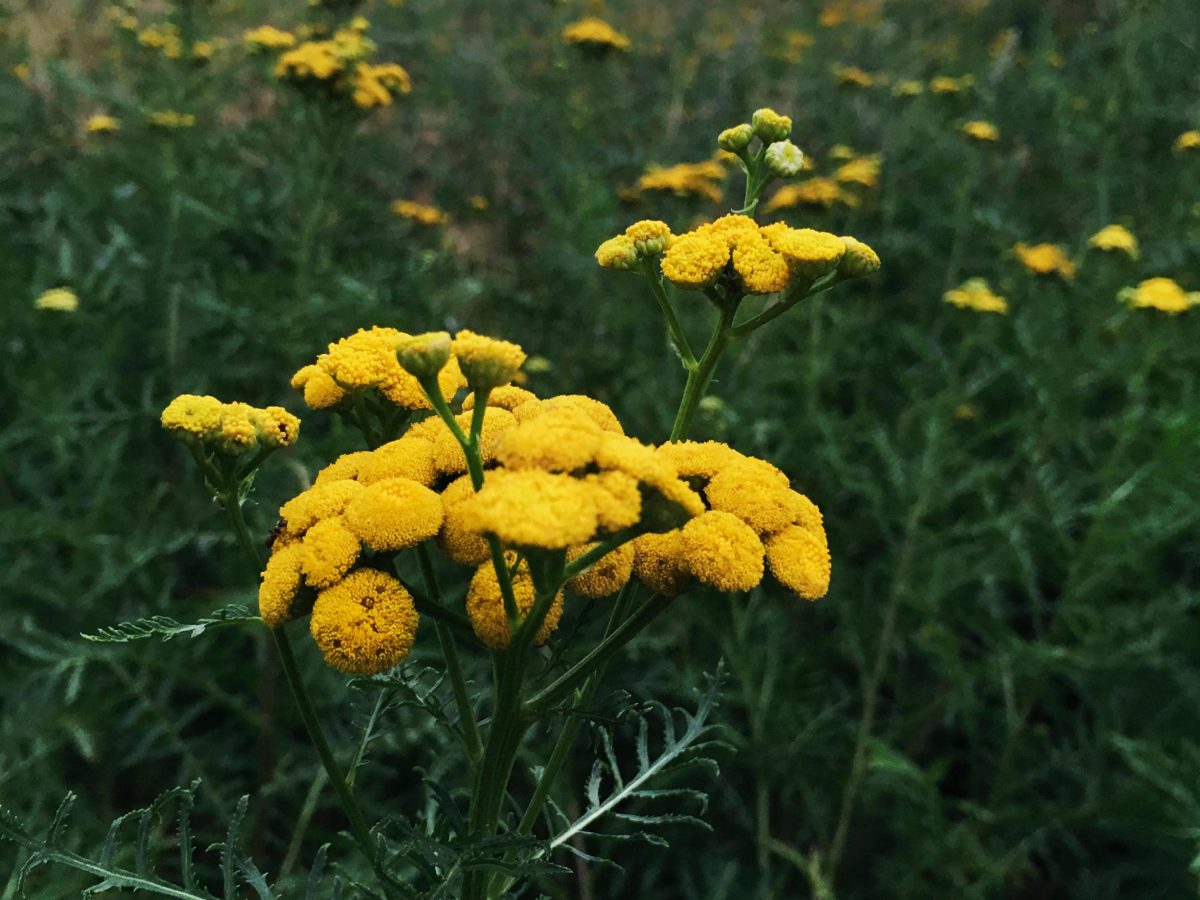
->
310, 568, 419, 675
343, 477, 443, 551
1087, 225, 1138, 259
943, 278, 1008, 314
466, 554, 564, 649
681, 511, 765, 592
453, 330, 526, 392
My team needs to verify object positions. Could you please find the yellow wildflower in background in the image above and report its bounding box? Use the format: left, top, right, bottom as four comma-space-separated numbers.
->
930, 75, 974, 94
833, 65, 874, 87
633, 159, 727, 203
834, 156, 880, 188
562, 17, 630, 53
1013, 243, 1076, 279
85, 114, 120, 135
764, 177, 844, 211
34, 288, 79, 312
1173, 130, 1200, 152
391, 200, 447, 225
892, 79, 923, 97
943, 278, 1008, 314
1087, 225, 1138, 259
777, 30, 814, 63
148, 110, 196, 128
962, 120, 999, 142
244, 25, 296, 51
1118, 278, 1199, 315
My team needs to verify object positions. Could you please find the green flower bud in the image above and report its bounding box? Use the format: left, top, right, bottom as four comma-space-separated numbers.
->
764, 140, 805, 178
397, 331, 453, 380
838, 236, 881, 278
717, 123, 754, 153
453, 330, 526, 392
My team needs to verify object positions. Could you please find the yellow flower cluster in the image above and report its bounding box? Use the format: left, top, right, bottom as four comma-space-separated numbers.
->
659, 214, 856, 293
138, 23, 183, 59
943, 278, 1008, 314
633, 158, 728, 203
391, 200, 448, 226
1087, 224, 1138, 259
275, 19, 411, 110
291, 327, 466, 411
1173, 130, 1200, 152
632, 442, 831, 599
1118, 278, 1199, 315
161, 395, 300, 453
961, 120, 999, 142
595, 220, 673, 270
834, 155, 880, 189
34, 288, 79, 312
561, 17, 631, 52
1013, 243, 1076, 279
833, 65, 874, 88
765, 177, 849, 211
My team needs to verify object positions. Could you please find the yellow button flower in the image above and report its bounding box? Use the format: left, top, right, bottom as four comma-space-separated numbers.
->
943, 278, 1008, 314
680, 511, 765, 592
1013, 242, 1076, 279
766, 524, 832, 600
437, 475, 491, 566
343, 478, 443, 552
567, 542, 636, 598
1087, 225, 1138, 259
632, 531, 692, 596
259, 544, 304, 627
310, 569, 418, 675
1118, 278, 1199, 315
300, 517, 361, 588
961, 120, 999, 142
461, 469, 600, 549
466, 556, 563, 649
280, 479, 365, 537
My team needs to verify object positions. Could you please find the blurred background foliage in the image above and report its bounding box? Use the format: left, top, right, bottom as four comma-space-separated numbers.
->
1, 0, 1199, 896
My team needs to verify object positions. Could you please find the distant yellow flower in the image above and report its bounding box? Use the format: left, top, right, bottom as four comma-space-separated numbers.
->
834, 156, 880, 188
1118, 278, 1199, 315
310, 568, 418, 675
953, 403, 979, 421
961, 120, 999, 142
391, 199, 446, 225
833, 65, 873, 87
34, 287, 79, 311
244, 25, 296, 51
778, 30, 814, 63
277, 41, 343, 80
469, 195, 489, 210
1013, 242, 1076, 279
148, 110, 196, 128
1173, 130, 1200, 152
764, 177, 844, 211
86, 114, 120, 134
930, 74, 973, 94
633, 159, 727, 203
351, 62, 411, 108
892, 79, 923, 97
943, 278, 1008, 314
1087, 225, 1138, 259
562, 17, 630, 52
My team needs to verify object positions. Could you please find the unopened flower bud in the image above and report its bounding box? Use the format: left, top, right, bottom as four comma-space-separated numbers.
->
595, 235, 638, 270
764, 140, 805, 178
397, 331, 452, 380
717, 123, 754, 153
623, 220, 673, 257
453, 330, 526, 391
838, 236, 881, 278
751, 107, 791, 143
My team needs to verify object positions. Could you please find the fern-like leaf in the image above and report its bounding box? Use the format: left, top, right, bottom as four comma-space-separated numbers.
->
81, 605, 259, 643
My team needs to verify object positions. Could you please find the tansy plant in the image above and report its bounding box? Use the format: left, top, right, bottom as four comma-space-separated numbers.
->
40, 107, 875, 898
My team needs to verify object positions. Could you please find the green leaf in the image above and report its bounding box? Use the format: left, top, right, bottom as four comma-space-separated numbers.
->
81, 606, 260, 644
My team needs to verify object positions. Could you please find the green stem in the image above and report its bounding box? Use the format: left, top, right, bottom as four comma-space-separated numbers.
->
638, 260, 696, 368
416, 543, 483, 767
730, 271, 846, 338
668, 302, 737, 441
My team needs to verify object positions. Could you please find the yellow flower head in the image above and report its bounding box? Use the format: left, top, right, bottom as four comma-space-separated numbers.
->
343, 477, 443, 551
943, 278, 1008, 314
633, 160, 727, 203
461, 469, 601, 549
766, 524, 831, 600
280, 479, 365, 538
300, 517, 361, 588
355, 437, 438, 486
148, 110, 196, 129
562, 17, 630, 52
764, 177, 845, 211
660, 230, 731, 289
1118, 278, 1199, 315
730, 228, 793, 294
759, 223, 846, 280
624, 219, 673, 256
961, 120, 999, 142
586, 470, 643, 531
567, 542, 636, 598
244, 25, 296, 51
466, 555, 563, 649
834, 156, 880, 188
833, 65, 873, 87
160, 394, 224, 442
680, 511, 765, 592
1173, 130, 1200, 152
1087, 225, 1138, 259
595, 235, 639, 270
85, 114, 119, 134
1013, 243, 1076, 279
718, 124, 754, 154
34, 287, 79, 311
426, 407, 517, 475
930, 74, 973, 94
632, 531, 692, 596
391, 200, 446, 225
258, 543, 304, 627
496, 408, 604, 472
892, 79, 923, 97
655, 440, 744, 481
704, 462, 809, 535
310, 569, 418, 674
453, 330, 526, 391
437, 475, 491, 565
276, 40, 343, 80
513, 395, 624, 434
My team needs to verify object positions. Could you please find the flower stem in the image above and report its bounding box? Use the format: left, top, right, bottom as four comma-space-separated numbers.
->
638, 260, 696, 368
668, 302, 737, 441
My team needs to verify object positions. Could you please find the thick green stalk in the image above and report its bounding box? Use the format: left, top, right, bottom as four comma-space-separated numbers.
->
638, 260, 696, 368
